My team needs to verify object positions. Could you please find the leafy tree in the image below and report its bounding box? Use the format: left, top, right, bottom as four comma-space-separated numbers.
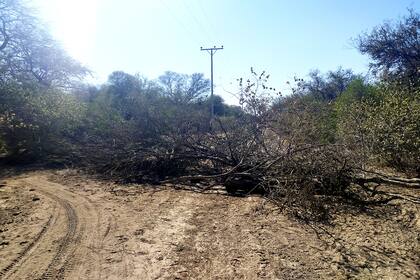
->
0, 81, 86, 162
335, 79, 378, 148
224, 104, 243, 118
275, 69, 360, 143
336, 82, 419, 173
364, 85, 420, 172
356, 10, 419, 85
107, 71, 140, 97
100, 71, 164, 121
0, 0, 89, 162
335, 78, 376, 105
196, 94, 237, 117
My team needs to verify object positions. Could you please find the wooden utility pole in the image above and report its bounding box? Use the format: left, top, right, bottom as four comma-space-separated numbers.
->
200, 45, 223, 119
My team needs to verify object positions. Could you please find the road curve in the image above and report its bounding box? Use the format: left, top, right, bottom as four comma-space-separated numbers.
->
1, 176, 103, 280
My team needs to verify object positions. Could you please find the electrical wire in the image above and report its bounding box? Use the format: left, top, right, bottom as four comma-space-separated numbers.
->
196, 0, 218, 43
158, 0, 203, 47
181, 0, 213, 44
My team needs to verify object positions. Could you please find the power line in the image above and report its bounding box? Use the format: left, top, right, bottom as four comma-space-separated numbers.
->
201, 45, 224, 119
181, 0, 212, 44
158, 0, 202, 47
196, 0, 217, 42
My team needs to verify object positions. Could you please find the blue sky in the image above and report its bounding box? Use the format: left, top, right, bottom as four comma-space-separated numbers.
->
34, 0, 418, 104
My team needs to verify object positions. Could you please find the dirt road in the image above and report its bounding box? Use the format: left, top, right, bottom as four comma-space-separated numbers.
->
0, 170, 418, 279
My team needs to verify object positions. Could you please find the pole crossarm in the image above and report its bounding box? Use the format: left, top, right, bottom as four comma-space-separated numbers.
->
201, 46, 224, 53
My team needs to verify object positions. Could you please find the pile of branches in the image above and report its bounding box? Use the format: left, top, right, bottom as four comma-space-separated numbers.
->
74, 72, 419, 222
76, 113, 360, 221
158, 118, 361, 221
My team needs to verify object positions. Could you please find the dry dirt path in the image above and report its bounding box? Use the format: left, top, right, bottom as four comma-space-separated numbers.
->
0, 174, 102, 279
0, 170, 418, 279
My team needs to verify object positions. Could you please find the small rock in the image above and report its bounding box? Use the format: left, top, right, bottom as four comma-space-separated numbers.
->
32, 197, 40, 201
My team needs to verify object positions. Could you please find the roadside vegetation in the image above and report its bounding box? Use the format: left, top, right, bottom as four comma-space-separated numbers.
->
0, 1, 419, 221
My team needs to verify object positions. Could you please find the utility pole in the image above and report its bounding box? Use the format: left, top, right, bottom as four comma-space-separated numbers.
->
201, 45, 223, 119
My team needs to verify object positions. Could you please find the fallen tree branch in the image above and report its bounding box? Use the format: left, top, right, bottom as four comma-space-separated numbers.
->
354, 176, 420, 189
160, 159, 244, 184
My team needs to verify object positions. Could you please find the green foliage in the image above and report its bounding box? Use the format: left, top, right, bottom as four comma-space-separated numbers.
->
335, 79, 377, 144
0, 0, 417, 185
273, 95, 337, 144
337, 83, 420, 172
0, 81, 86, 162
335, 79, 376, 106
195, 95, 243, 117
364, 85, 420, 171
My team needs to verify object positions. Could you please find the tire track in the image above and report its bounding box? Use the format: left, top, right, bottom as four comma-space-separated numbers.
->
33, 177, 102, 280
2, 174, 112, 279
0, 214, 54, 279
37, 192, 79, 280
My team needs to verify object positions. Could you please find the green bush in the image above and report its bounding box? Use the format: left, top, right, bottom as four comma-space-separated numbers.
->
365, 85, 419, 172
337, 83, 420, 173
0, 82, 86, 163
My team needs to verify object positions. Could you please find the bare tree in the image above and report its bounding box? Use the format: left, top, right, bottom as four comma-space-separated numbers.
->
296, 68, 357, 101
158, 71, 210, 104
0, 0, 88, 88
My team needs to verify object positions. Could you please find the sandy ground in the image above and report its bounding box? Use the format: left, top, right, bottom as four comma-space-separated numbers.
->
0, 169, 418, 279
